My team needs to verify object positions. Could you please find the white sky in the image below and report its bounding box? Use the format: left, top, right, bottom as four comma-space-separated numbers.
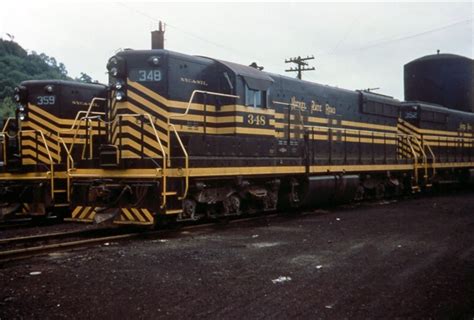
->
1, 1, 472, 100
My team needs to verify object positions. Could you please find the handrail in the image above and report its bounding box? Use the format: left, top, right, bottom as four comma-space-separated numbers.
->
1, 117, 15, 133
1, 117, 15, 165
169, 123, 189, 200
19, 129, 55, 200
413, 136, 428, 182
406, 136, 419, 188
57, 97, 106, 159
58, 111, 105, 134
170, 90, 239, 119
110, 113, 168, 208
424, 143, 437, 177
273, 101, 306, 128
165, 90, 239, 207
58, 137, 74, 202
302, 124, 405, 139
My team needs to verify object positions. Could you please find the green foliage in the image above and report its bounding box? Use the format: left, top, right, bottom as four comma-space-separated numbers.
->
0, 97, 15, 119
0, 38, 72, 118
75, 72, 94, 83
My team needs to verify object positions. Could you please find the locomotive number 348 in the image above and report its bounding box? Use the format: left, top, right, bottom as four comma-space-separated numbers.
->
247, 114, 266, 126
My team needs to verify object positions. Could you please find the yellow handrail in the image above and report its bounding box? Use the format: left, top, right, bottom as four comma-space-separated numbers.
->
57, 97, 106, 158
58, 137, 74, 202
1, 117, 15, 133
169, 123, 189, 200
406, 136, 419, 188
170, 90, 239, 119
424, 144, 436, 177
413, 136, 428, 182
17, 129, 55, 200
1, 117, 15, 164
165, 90, 239, 207
108, 113, 168, 208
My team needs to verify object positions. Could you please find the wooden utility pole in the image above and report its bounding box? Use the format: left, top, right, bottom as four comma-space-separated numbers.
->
285, 55, 315, 80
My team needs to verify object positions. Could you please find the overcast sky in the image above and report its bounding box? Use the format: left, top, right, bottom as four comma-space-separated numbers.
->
1, 1, 472, 100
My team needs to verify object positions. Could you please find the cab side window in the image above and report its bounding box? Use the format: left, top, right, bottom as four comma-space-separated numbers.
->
245, 85, 266, 108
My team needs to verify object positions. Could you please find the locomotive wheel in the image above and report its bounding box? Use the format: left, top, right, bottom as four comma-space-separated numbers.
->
223, 194, 241, 215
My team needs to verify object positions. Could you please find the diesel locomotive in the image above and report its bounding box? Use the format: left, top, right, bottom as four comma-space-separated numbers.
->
0, 80, 107, 220
66, 49, 474, 227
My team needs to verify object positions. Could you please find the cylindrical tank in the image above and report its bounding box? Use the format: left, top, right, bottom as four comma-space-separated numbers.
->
404, 53, 474, 112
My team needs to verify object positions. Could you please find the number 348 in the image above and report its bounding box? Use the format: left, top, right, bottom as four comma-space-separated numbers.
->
247, 114, 266, 126
138, 70, 161, 82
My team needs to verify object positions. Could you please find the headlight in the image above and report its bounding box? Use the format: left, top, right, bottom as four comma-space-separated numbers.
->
14, 94, 20, 102
152, 57, 160, 65
18, 113, 26, 121
115, 81, 124, 90
110, 67, 118, 77
18, 105, 25, 112
45, 85, 53, 93
116, 91, 125, 101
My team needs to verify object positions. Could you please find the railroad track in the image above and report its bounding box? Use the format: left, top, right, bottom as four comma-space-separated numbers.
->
0, 218, 34, 231
0, 214, 279, 263
0, 227, 145, 262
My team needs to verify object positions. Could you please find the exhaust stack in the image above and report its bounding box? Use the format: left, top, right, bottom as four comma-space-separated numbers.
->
151, 21, 165, 50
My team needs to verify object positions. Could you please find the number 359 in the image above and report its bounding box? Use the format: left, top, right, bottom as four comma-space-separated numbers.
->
37, 96, 55, 105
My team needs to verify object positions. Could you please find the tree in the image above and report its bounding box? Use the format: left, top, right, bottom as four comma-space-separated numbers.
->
0, 97, 16, 120
76, 72, 94, 83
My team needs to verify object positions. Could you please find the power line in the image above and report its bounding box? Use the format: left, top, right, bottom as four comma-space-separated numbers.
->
115, 2, 250, 57
359, 18, 472, 50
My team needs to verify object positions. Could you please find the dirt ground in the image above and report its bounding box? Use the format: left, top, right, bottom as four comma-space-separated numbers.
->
1, 191, 473, 319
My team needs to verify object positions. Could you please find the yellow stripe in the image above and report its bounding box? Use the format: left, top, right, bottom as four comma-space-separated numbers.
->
142, 209, 154, 221
120, 102, 169, 144
70, 160, 474, 179
28, 104, 102, 127
119, 137, 162, 159
131, 208, 146, 222
129, 80, 278, 117
307, 116, 329, 124
20, 128, 60, 152
121, 208, 135, 221
235, 126, 275, 136
126, 91, 169, 120
21, 149, 52, 164
21, 140, 60, 161
342, 120, 397, 132
71, 206, 83, 218
166, 209, 183, 214
398, 119, 420, 133
78, 207, 92, 219
419, 127, 472, 137
114, 220, 154, 226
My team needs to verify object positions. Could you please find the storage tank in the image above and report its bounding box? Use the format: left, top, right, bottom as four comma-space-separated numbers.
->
404, 52, 474, 112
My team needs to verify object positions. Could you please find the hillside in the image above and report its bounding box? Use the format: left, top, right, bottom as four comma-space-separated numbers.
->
0, 39, 72, 118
